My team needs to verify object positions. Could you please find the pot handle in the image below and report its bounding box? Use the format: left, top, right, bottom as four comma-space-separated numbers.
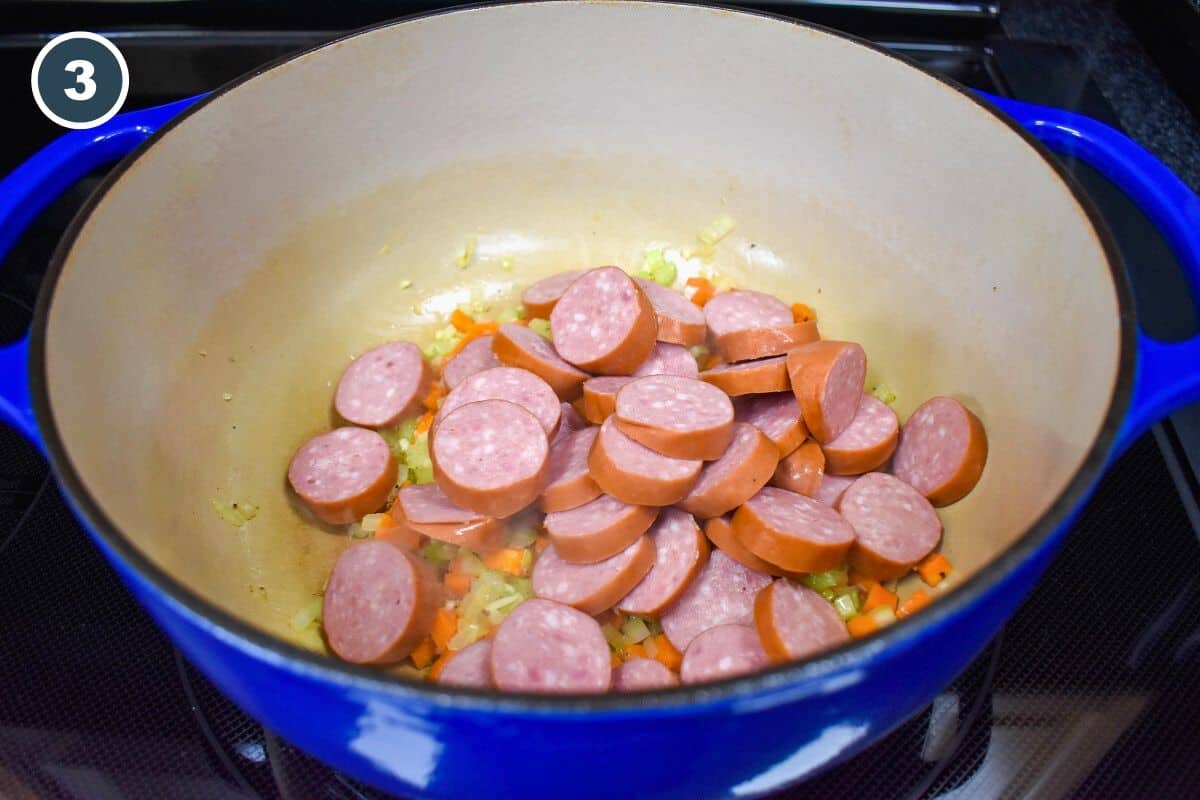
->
0, 96, 201, 448
980, 92, 1200, 457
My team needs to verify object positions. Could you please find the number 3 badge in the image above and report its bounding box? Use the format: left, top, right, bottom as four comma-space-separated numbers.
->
32, 32, 129, 130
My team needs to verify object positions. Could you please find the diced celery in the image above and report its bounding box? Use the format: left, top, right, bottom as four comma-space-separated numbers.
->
423, 324, 465, 362
347, 522, 370, 539
421, 540, 457, 569
869, 605, 898, 627
871, 384, 897, 405
361, 513, 388, 532
698, 214, 735, 246
802, 568, 849, 592
832, 592, 860, 621
379, 417, 419, 460
484, 593, 523, 624
689, 344, 710, 367
456, 550, 484, 576
455, 235, 477, 269
496, 306, 522, 324
528, 318, 552, 341
520, 549, 533, 574
507, 576, 533, 599
447, 620, 486, 651
601, 623, 629, 652
210, 498, 257, 527
620, 616, 652, 644
404, 436, 434, 484
637, 248, 677, 287
506, 527, 538, 549
289, 595, 323, 632
646, 617, 664, 637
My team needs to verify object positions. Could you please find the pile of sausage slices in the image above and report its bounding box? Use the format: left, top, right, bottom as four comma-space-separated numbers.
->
287, 266, 988, 693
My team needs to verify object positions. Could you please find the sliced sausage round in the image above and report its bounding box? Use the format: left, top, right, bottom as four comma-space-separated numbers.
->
892, 396, 988, 506
613, 375, 735, 461
680, 624, 769, 685
492, 322, 588, 401
618, 509, 710, 616
734, 392, 808, 456
588, 416, 702, 506
813, 473, 856, 508
660, 550, 773, 651
754, 580, 850, 663
540, 427, 602, 513
334, 341, 433, 429
703, 290, 792, 339
635, 278, 707, 347
786, 341, 868, 442
700, 355, 790, 396
677, 423, 778, 519
580, 376, 632, 424
435, 366, 561, 439
770, 440, 825, 497
322, 540, 439, 664
521, 269, 586, 318
612, 658, 679, 691
442, 335, 501, 389
430, 399, 549, 518
823, 394, 899, 475
395, 483, 505, 551
839, 472, 942, 580
732, 486, 856, 573
490, 598, 611, 694
550, 267, 656, 374
375, 512, 423, 550
544, 493, 658, 563
632, 342, 700, 379
702, 516, 793, 579
714, 320, 821, 363
532, 538, 655, 615
553, 401, 587, 446
438, 639, 493, 689
288, 427, 398, 525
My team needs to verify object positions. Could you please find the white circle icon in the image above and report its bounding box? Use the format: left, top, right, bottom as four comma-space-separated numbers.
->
31, 32, 130, 130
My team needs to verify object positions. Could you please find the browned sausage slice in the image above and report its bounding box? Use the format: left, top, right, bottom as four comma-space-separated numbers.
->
580, 376, 632, 424
334, 341, 433, 428
702, 516, 793, 578
617, 509, 709, 616
613, 375, 734, 461
588, 416, 701, 506
700, 355, 790, 396
435, 366, 561, 439
633, 341, 700, 379
553, 401, 587, 446
813, 473, 856, 508
660, 550, 773, 651
532, 538, 655, 615
714, 320, 820, 363
786, 341, 868, 442
540, 427, 602, 513
703, 290, 792, 338
492, 322, 588, 401
521, 269, 586, 318
754, 580, 850, 662
430, 399, 549, 518
770, 440, 825, 497
612, 658, 679, 691
288, 427, 398, 525
677, 423, 778, 519
438, 639, 493, 689
734, 392, 808, 456
490, 599, 611, 693
839, 472, 942, 580
550, 267, 656, 374
680, 624, 769, 685
543, 493, 658, 563
635, 277, 707, 347
395, 483, 505, 551
442, 335, 501, 389
822, 394, 899, 475
322, 540, 439, 664
892, 396, 988, 506
732, 486, 855, 573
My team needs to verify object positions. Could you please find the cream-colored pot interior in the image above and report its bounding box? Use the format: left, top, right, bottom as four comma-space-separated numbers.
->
44, 2, 1119, 651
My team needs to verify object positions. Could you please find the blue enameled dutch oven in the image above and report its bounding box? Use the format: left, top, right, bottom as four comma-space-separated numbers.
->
1, 4, 1198, 798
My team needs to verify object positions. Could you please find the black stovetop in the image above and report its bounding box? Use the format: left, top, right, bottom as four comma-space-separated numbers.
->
2, 8, 1200, 800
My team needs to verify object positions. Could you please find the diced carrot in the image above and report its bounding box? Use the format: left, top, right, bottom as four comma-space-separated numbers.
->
624, 643, 648, 661
685, 276, 716, 307
651, 634, 682, 671
410, 638, 436, 669
443, 571, 473, 599
863, 583, 898, 614
429, 651, 455, 681
847, 614, 879, 638
483, 548, 527, 577
450, 308, 475, 333
611, 652, 622, 669
791, 303, 816, 323
375, 516, 421, 550
422, 383, 446, 411
916, 553, 952, 587
469, 320, 500, 336
415, 411, 435, 435
701, 353, 723, 370
431, 608, 458, 652
897, 589, 932, 618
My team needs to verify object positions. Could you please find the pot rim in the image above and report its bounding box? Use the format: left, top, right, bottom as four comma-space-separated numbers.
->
27, 1, 1136, 713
